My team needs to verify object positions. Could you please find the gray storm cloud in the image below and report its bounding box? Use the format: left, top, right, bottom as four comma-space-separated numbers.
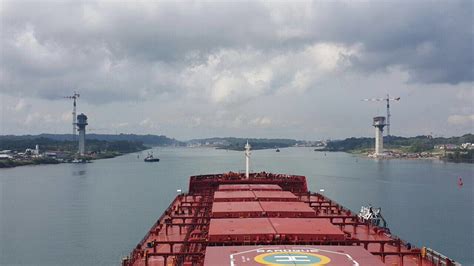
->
1, 1, 472, 101
0, 0, 472, 138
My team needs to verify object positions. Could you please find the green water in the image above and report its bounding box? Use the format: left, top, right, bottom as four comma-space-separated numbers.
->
1, 147, 472, 265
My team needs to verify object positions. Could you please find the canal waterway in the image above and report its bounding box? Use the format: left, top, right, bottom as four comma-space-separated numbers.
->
0, 147, 472, 265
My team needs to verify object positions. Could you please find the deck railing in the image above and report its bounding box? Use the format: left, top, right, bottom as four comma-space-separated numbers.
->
123, 194, 183, 266
424, 247, 461, 266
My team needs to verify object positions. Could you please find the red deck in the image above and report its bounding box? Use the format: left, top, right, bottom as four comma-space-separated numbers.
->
214, 190, 298, 202
252, 191, 298, 201
248, 184, 282, 191
259, 201, 315, 217
208, 218, 275, 242
269, 218, 345, 241
212, 201, 316, 218
123, 172, 458, 266
218, 184, 251, 191
203, 245, 386, 265
218, 184, 282, 191
212, 202, 263, 218
208, 218, 345, 242
214, 191, 256, 202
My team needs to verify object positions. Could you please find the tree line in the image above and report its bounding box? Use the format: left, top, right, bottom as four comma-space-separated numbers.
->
0, 137, 147, 154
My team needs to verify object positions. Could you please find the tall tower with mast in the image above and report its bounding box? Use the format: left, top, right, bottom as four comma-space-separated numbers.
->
64, 92, 80, 141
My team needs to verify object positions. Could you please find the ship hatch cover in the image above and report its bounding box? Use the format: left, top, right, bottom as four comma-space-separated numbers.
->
204, 245, 385, 265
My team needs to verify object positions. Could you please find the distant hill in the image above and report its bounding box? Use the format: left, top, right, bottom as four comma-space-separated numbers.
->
323, 134, 474, 152
187, 137, 310, 150
0, 134, 185, 146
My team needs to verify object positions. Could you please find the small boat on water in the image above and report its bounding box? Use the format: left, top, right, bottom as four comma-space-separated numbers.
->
275, 148, 280, 152
144, 152, 160, 162
71, 158, 90, 164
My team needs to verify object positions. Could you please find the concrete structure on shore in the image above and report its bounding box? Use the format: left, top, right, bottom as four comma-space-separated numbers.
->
373, 116, 386, 157
77, 113, 88, 155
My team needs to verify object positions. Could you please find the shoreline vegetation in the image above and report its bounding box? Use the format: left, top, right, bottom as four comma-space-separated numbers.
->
188, 134, 474, 163
0, 134, 183, 168
0, 150, 139, 168
319, 134, 474, 163
0, 142, 148, 169
187, 137, 308, 151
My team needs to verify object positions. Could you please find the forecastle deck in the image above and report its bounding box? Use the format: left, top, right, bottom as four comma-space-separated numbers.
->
122, 173, 458, 266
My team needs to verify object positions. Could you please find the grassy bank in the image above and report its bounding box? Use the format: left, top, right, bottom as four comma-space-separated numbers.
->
0, 137, 148, 168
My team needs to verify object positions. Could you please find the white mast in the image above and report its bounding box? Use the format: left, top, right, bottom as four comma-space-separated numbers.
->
245, 141, 251, 179
72, 97, 76, 141
64, 92, 80, 142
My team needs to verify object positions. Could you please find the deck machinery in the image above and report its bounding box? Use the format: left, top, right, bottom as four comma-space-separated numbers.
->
122, 172, 458, 266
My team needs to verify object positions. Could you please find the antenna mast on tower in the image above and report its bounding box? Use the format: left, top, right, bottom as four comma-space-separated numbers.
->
362, 94, 400, 137
64, 92, 80, 141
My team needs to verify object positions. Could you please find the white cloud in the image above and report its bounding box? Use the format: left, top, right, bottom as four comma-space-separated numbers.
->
12, 25, 66, 71
456, 88, 474, 102
187, 117, 202, 128
14, 99, 30, 111
24, 112, 41, 125
180, 48, 271, 104
23, 112, 65, 126
180, 43, 358, 104
116, 122, 129, 127
250, 117, 272, 128
447, 114, 474, 126
61, 112, 72, 122
139, 118, 158, 129
230, 115, 244, 128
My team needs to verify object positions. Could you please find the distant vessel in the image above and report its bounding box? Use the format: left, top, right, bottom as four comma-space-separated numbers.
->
71, 158, 90, 164
144, 152, 160, 162
275, 148, 280, 152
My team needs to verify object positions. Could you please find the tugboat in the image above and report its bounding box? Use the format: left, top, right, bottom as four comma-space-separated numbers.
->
143, 152, 160, 162
71, 158, 90, 164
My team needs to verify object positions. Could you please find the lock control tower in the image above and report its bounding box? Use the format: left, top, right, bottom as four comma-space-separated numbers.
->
77, 113, 88, 155
373, 116, 386, 157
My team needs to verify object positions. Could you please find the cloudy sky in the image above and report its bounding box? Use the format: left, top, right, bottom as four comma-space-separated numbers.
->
0, 0, 472, 140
